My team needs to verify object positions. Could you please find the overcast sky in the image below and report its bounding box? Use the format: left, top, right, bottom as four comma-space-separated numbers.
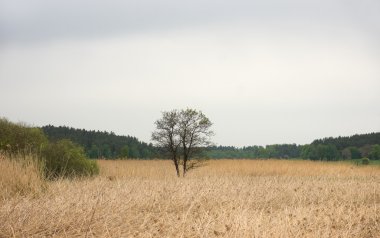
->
0, 0, 379, 147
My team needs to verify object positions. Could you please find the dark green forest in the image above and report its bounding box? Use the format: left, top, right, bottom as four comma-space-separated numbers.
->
41, 125, 379, 161
312, 133, 380, 150
206, 133, 380, 161
41, 125, 156, 159
205, 144, 302, 159
1, 117, 378, 161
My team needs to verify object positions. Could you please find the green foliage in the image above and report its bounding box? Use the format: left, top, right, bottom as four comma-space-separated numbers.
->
128, 144, 141, 158
312, 132, 380, 150
342, 146, 364, 160
368, 144, 380, 160
0, 118, 48, 154
206, 144, 302, 159
206, 133, 379, 160
41, 125, 156, 159
88, 144, 100, 158
301, 145, 319, 160
41, 139, 99, 179
120, 145, 129, 158
205, 132, 377, 161
300, 144, 340, 161
349, 147, 362, 159
101, 144, 112, 158
358, 145, 373, 158
1, 118, 98, 179
362, 157, 370, 165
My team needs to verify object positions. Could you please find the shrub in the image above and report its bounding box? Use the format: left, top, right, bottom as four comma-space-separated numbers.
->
41, 139, 99, 179
0, 118, 48, 154
361, 157, 370, 165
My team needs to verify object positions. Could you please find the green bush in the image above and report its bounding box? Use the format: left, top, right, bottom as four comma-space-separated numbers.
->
362, 157, 370, 165
41, 139, 99, 179
0, 118, 48, 154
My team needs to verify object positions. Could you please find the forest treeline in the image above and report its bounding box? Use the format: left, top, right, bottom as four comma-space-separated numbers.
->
1, 118, 379, 161
206, 133, 380, 161
205, 144, 301, 159
311, 133, 380, 150
41, 125, 156, 159
41, 125, 379, 161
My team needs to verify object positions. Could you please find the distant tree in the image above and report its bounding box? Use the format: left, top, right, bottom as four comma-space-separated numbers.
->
368, 145, 380, 160
258, 146, 268, 158
120, 145, 129, 158
152, 110, 181, 176
312, 132, 380, 150
301, 145, 319, 160
88, 144, 100, 158
101, 144, 112, 158
313, 144, 336, 160
301, 144, 340, 161
359, 145, 373, 158
152, 109, 214, 177
265, 145, 277, 158
177, 109, 214, 176
341, 147, 351, 160
128, 144, 141, 158
349, 147, 362, 160
140, 148, 151, 158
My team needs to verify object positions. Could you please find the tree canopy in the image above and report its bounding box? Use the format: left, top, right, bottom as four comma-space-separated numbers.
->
42, 125, 156, 159
152, 108, 214, 176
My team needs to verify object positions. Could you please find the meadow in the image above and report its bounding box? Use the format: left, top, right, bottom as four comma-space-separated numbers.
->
1, 157, 379, 237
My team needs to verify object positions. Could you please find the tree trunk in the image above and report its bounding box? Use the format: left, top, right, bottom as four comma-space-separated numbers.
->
183, 156, 187, 177
173, 158, 180, 177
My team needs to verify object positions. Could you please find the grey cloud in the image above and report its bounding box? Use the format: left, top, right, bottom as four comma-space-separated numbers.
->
0, 0, 379, 146
1, 0, 379, 44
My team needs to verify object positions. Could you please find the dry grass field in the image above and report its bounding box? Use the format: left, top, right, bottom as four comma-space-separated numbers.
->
1, 157, 379, 237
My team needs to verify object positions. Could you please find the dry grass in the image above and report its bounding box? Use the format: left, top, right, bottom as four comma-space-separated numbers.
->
1, 158, 379, 237
0, 153, 46, 200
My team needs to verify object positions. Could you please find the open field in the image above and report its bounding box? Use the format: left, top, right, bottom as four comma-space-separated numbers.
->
1, 158, 379, 237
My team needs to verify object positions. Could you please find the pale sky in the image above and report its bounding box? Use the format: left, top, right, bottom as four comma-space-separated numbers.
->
0, 0, 379, 147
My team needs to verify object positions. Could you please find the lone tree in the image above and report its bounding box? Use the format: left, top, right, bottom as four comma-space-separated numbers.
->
152, 108, 214, 177
151, 110, 181, 177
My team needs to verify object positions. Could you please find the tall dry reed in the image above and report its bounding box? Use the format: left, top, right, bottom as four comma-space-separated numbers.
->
0, 153, 46, 200
0, 159, 379, 237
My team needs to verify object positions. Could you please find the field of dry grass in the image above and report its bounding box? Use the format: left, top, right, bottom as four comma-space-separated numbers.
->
1, 157, 379, 237
0, 153, 46, 200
